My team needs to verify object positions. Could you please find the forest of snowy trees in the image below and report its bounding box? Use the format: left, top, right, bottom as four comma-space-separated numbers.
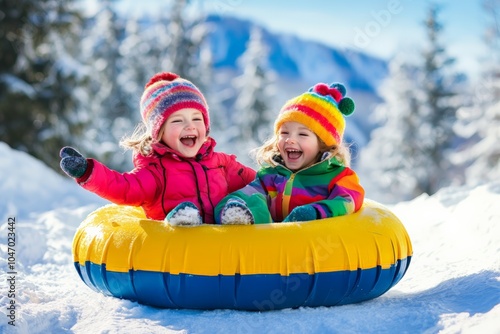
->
358, 2, 500, 202
1, 0, 499, 203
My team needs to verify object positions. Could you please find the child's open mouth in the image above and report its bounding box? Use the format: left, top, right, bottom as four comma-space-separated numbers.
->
286, 149, 302, 160
180, 135, 197, 147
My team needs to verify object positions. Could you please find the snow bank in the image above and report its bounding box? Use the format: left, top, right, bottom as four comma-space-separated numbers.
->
0, 142, 105, 220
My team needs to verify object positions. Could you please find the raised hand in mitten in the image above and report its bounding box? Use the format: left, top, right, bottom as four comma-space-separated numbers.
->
283, 205, 318, 222
59, 146, 88, 178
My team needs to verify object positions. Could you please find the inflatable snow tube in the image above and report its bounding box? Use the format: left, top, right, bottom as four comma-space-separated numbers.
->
72, 200, 412, 310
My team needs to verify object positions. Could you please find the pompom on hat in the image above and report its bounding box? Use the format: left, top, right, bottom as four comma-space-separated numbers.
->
140, 72, 210, 140
274, 82, 355, 146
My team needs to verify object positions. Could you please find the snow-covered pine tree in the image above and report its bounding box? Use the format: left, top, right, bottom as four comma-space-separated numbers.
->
118, 18, 150, 99
162, 0, 210, 82
147, 0, 227, 153
195, 39, 221, 133
358, 57, 424, 203
78, 0, 133, 170
416, 4, 463, 194
229, 27, 276, 162
111, 16, 162, 170
0, 0, 86, 171
359, 4, 463, 202
453, 0, 500, 185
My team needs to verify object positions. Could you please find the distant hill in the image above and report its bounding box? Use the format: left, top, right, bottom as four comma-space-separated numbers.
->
205, 15, 389, 148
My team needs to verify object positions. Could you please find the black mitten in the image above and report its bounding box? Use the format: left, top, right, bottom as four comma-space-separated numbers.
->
59, 146, 88, 178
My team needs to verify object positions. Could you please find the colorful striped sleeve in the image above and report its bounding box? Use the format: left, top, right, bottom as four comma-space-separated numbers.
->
312, 167, 365, 218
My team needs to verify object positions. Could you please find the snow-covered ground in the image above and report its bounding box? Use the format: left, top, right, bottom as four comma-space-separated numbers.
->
0, 141, 499, 333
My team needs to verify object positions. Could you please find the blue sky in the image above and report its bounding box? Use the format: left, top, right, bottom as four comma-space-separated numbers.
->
108, 0, 488, 78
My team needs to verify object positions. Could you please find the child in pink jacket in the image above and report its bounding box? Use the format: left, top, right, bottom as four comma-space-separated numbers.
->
59, 72, 256, 225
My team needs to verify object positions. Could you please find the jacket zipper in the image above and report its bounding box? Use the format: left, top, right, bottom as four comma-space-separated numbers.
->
282, 173, 295, 218
277, 154, 334, 219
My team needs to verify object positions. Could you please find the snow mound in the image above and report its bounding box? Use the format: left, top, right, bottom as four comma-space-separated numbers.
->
0, 142, 105, 220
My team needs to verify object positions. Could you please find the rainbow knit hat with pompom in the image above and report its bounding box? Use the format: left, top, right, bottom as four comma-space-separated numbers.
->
140, 72, 209, 140
274, 82, 355, 146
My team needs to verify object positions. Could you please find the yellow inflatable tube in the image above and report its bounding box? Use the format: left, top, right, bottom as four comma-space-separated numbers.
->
73, 199, 412, 310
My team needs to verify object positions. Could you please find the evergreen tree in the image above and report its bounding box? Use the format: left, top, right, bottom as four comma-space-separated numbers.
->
117, 17, 149, 110
453, 0, 500, 185
154, 0, 215, 134
0, 0, 86, 170
358, 57, 423, 203
163, 0, 209, 82
195, 37, 221, 133
417, 4, 462, 194
230, 27, 275, 153
359, 4, 462, 202
78, 0, 133, 169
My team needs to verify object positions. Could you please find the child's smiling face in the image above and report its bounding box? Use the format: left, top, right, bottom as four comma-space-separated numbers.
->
161, 108, 207, 158
277, 121, 321, 172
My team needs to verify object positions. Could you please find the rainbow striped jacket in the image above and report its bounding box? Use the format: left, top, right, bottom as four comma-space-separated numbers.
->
215, 155, 365, 223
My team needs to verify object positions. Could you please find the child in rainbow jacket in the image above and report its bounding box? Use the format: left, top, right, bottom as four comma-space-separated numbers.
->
215, 82, 365, 224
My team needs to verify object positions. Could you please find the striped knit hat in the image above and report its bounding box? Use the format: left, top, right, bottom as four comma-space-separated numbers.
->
274, 82, 355, 146
140, 72, 209, 140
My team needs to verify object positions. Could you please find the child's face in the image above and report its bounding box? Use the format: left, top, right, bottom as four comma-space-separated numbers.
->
161, 108, 207, 158
277, 121, 320, 172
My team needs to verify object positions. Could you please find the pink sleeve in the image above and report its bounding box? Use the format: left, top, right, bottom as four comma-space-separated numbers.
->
223, 155, 256, 193
77, 159, 160, 206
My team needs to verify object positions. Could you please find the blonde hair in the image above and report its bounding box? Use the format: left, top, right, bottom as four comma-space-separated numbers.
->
252, 133, 352, 168
120, 122, 158, 156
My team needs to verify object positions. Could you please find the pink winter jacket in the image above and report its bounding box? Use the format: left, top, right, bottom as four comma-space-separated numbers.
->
76, 138, 256, 223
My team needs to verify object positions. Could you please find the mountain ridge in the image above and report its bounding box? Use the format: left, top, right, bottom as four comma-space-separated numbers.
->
206, 14, 389, 147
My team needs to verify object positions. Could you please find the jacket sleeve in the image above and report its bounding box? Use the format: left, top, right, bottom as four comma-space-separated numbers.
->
76, 158, 160, 207
312, 167, 365, 218
223, 154, 257, 193
215, 170, 272, 224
